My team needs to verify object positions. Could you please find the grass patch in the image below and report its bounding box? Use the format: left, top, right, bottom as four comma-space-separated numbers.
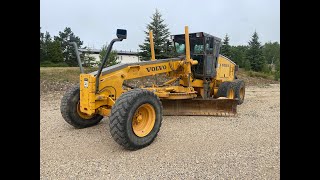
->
40, 61, 69, 67
245, 70, 275, 80
40, 67, 99, 83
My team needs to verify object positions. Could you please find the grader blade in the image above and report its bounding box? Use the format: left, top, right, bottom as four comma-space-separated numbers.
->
161, 98, 238, 116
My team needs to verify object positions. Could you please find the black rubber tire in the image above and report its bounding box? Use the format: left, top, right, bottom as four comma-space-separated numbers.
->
233, 79, 245, 105
60, 85, 103, 128
109, 89, 163, 150
217, 81, 234, 98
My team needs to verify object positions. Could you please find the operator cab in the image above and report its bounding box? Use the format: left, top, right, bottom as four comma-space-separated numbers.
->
171, 32, 222, 79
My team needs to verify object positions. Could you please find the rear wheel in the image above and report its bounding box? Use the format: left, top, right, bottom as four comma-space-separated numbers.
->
233, 80, 245, 105
217, 81, 235, 99
109, 89, 162, 150
60, 85, 103, 128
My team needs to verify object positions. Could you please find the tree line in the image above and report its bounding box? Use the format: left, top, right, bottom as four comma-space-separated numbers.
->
138, 9, 280, 80
41, 9, 280, 80
220, 33, 280, 78
40, 27, 119, 67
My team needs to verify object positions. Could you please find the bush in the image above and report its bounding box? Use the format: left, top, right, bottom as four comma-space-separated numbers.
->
262, 64, 273, 74
274, 71, 280, 81
246, 70, 280, 81
246, 71, 273, 79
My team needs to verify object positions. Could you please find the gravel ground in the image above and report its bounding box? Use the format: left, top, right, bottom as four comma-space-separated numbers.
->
40, 84, 280, 179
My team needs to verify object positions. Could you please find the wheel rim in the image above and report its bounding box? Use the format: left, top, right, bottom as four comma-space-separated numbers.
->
240, 87, 245, 100
227, 88, 235, 99
77, 102, 94, 119
132, 103, 156, 137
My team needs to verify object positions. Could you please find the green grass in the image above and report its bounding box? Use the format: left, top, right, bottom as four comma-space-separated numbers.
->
40, 61, 69, 67
245, 70, 275, 80
40, 67, 99, 83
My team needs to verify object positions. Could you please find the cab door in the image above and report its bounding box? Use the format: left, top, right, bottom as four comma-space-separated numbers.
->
203, 37, 214, 78
204, 37, 221, 78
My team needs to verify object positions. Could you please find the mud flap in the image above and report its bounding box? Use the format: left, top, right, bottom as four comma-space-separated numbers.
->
161, 98, 238, 116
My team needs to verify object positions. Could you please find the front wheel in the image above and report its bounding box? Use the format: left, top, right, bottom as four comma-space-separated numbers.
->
109, 89, 163, 150
60, 85, 103, 128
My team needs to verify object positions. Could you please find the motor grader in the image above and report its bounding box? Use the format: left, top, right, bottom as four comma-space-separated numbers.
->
60, 26, 245, 150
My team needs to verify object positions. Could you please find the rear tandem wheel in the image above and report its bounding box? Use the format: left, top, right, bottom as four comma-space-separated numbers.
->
232, 79, 245, 105
217, 81, 235, 99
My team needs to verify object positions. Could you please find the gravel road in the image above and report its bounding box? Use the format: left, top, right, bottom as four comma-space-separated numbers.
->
40, 84, 280, 179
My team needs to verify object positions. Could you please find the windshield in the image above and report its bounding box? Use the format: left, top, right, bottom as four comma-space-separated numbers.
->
174, 37, 204, 55
175, 42, 185, 54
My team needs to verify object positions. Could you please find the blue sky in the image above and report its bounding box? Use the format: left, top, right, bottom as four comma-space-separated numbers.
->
40, 0, 280, 51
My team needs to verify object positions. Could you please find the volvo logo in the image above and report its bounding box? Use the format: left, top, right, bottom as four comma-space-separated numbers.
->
146, 65, 167, 72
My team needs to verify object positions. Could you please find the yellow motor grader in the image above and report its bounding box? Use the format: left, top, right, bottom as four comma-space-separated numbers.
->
61, 26, 245, 150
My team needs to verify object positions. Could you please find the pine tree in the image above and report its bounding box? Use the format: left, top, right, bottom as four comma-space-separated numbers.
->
54, 27, 83, 66
98, 44, 120, 67
80, 49, 96, 67
221, 34, 232, 58
230, 45, 248, 68
40, 30, 54, 62
40, 28, 64, 65
138, 9, 173, 60
46, 40, 64, 63
246, 31, 265, 71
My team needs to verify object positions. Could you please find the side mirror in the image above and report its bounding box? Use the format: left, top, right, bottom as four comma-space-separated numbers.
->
116, 29, 127, 39
68, 36, 77, 42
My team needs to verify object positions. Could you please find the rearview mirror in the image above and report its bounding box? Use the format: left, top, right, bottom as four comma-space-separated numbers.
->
116, 29, 127, 39
68, 36, 77, 42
